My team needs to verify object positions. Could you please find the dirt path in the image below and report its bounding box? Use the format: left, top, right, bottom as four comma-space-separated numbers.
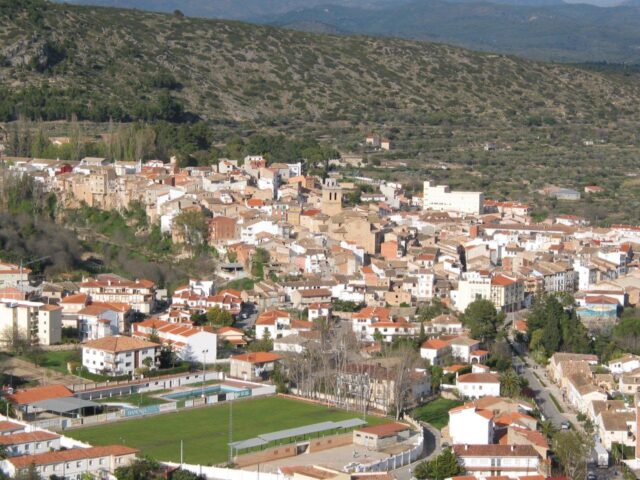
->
1, 356, 89, 387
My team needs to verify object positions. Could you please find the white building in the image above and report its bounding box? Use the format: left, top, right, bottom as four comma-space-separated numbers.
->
82, 336, 160, 376
77, 304, 120, 341
0, 431, 61, 457
457, 372, 501, 399
453, 444, 541, 477
0, 300, 62, 346
454, 272, 491, 312
132, 318, 217, 363
1, 445, 139, 479
423, 181, 483, 215
0, 263, 30, 290
448, 405, 494, 445
608, 354, 640, 376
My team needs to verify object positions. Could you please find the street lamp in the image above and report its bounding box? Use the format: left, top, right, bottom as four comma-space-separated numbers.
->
201, 349, 209, 397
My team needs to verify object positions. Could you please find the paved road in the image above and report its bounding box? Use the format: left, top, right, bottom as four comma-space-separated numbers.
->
512, 355, 568, 428
394, 422, 440, 480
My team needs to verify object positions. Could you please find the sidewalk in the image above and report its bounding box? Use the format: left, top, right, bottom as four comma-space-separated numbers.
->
525, 355, 583, 432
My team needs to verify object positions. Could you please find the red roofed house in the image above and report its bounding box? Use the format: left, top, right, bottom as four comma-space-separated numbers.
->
490, 274, 524, 313
217, 326, 247, 348
2, 445, 139, 478
133, 318, 217, 363
352, 306, 418, 343
449, 404, 494, 445
229, 352, 282, 381
79, 274, 156, 314
82, 336, 160, 377
0, 430, 61, 456
420, 338, 452, 366
453, 444, 542, 477
457, 373, 501, 399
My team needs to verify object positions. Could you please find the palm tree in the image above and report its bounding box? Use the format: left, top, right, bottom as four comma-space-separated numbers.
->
499, 369, 523, 398
540, 420, 557, 440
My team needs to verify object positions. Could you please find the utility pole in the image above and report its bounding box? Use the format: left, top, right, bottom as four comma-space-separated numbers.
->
201, 349, 208, 398
228, 397, 233, 464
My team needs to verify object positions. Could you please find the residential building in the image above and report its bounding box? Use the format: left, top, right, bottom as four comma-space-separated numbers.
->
1, 445, 139, 479
229, 351, 282, 381
82, 336, 160, 376
457, 372, 501, 399
448, 405, 494, 445
453, 444, 541, 477
0, 300, 62, 346
132, 318, 217, 363
79, 275, 156, 314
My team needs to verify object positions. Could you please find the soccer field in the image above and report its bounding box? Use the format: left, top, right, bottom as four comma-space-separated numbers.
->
67, 396, 387, 465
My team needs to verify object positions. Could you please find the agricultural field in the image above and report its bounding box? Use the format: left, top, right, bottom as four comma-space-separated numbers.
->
67, 396, 388, 464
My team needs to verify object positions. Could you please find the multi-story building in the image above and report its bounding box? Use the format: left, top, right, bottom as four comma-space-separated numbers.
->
423, 181, 483, 216
2, 445, 139, 479
82, 336, 160, 376
490, 274, 524, 312
209, 216, 238, 243
0, 300, 62, 346
133, 318, 217, 363
79, 275, 156, 314
453, 444, 542, 477
0, 263, 30, 290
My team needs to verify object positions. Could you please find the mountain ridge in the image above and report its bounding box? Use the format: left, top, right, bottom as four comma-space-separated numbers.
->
1, 0, 640, 129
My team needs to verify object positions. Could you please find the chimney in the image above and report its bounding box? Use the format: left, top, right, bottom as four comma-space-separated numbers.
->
511, 445, 515, 452
465, 444, 469, 451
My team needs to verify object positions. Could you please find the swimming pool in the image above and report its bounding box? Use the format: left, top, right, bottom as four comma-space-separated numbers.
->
163, 384, 249, 400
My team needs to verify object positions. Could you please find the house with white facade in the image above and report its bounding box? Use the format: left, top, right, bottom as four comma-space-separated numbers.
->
420, 338, 451, 366
1, 445, 139, 479
132, 318, 217, 363
0, 431, 61, 457
453, 444, 542, 477
82, 336, 160, 376
457, 372, 501, 399
609, 354, 640, 376
448, 405, 494, 445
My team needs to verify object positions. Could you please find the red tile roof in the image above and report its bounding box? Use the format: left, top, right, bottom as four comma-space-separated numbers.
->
421, 338, 450, 350
7, 385, 73, 406
83, 336, 159, 353
453, 444, 538, 457
457, 372, 500, 384
9, 445, 139, 468
355, 422, 410, 438
0, 431, 59, 445
231, 352, 281, 364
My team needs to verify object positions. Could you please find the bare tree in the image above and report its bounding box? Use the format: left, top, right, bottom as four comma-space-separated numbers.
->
387, 345, 420, 420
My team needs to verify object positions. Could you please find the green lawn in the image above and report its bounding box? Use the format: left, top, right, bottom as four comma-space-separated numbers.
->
67, 396, 388, 464
29, 350, 81, 374
412, 397, 463, 429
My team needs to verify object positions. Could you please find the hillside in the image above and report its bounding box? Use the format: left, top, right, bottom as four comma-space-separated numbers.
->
2, 0, 640, 129
55, 0, 411, 19
262, 0, 640, 63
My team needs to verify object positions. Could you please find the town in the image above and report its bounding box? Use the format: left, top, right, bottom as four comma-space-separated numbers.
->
0, 148, 639, 480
